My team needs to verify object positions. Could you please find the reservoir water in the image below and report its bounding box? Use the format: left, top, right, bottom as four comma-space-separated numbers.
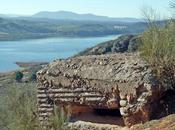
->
0, 35, 119, 72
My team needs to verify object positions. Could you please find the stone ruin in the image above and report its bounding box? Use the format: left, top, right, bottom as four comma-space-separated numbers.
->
37, 53, 171, 128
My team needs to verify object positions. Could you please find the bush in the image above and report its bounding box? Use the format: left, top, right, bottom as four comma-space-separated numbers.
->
139, 21, 175, 89
0, 83, 70, 130
15, 71, 23, 82
29, 73, 37, 81
0, 83, 40, 130
28, 65, 42, 82
49, 105, 69, 130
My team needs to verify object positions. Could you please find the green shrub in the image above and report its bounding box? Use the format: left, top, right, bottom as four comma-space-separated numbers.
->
15, 71, 23, 82
28, 65, 42, 82
29, 73, 37, 81
0, 83, 41, 130
139, 21, 175, 89
0, 83, 71, 130
49, 105, 69, 130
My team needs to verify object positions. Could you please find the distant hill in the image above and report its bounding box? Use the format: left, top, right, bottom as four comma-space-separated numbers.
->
0, 14, 22, 18
32, 11, 143, 22
0, 16, 147, 41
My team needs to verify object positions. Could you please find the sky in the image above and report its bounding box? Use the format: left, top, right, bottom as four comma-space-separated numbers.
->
0, 0, 172, 18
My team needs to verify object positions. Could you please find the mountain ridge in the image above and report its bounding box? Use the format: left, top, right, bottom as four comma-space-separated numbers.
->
32, 10, 143, 22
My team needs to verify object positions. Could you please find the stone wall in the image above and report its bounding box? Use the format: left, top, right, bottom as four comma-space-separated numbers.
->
36, 53, 166, 127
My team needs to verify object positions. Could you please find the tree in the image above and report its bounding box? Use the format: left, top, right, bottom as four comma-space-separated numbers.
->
15, 71, 23, 82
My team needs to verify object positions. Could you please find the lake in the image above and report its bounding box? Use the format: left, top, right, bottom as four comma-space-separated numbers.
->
0, 35, 119, 72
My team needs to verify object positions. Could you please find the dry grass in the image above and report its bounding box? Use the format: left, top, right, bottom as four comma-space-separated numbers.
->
139, 21, 175, 89
131, 114, 175, 130
0, 81, 70, 130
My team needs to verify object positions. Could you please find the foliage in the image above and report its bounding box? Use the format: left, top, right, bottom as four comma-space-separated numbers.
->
15, 71, 23, 82
27, 65, 42, 82
0, 83, 40, 130
0, 83, 70, 130
49, 105, 69, 130
29, 73, 37, 81
139, 20, 175, 88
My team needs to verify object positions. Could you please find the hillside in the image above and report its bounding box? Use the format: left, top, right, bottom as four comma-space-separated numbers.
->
0, 17, 146, 41
75, 35, 140, 57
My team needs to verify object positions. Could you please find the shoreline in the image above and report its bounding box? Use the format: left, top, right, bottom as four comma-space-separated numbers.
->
0, 61, 48, 74
15, 61, 48, 68
0, 34, 121, 42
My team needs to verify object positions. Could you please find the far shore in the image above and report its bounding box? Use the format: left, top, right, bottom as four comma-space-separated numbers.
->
0, 61, 48, 75
15, 62, 48, 68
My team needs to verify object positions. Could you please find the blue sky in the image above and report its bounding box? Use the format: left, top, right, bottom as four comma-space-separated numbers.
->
0, 0, 171, 18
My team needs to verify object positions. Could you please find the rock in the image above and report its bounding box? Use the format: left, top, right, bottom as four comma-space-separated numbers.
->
137, 92, 149, 103
128, 36, 140, 52
120, 107, 128, 116
74, 35, 137, 57
107, 98, 118, 108
67, 121, 124, 130
37, 53, 171, 127
119, 100, 127, 107
126, 94, 134, 103
137, 98, 146, 102
119, 93, 126, 100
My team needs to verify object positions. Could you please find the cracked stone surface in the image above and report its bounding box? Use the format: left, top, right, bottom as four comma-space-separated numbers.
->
37, 53, 170, 127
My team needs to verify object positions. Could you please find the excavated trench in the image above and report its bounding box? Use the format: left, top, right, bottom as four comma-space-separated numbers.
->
70, 106, 124, 126
93, 108, 122, 117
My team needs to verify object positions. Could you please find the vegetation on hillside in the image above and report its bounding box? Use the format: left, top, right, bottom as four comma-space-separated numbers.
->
0, 17, 147, 41
139, 9, 175, 90
0, 83, 39, 130
0, 67, 71, 130
0, 82, 70, 130
15, 71, 23, 82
